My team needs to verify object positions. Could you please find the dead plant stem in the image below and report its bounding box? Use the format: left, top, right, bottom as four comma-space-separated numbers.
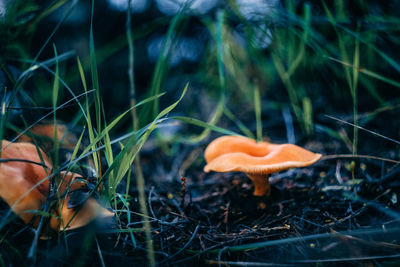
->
127, 1, 155, 265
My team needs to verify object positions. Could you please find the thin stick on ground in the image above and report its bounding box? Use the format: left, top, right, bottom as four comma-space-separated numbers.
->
324, 114, 400, 146
322, 154, 400, 165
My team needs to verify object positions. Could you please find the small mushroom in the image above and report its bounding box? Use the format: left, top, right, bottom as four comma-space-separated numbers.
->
50, 171, 114, 231
0, 140, 113, 231
0, 140, 52, 224
204, 136, 322, 196
18, 122, 77, 151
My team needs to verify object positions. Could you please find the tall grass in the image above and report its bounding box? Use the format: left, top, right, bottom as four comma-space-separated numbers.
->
126, 0, 155, 264
271, 1, 313, 136
322, 1, 359, 155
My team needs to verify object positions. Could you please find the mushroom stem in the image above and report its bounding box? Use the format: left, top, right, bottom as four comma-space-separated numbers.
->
246, 173, 271, 197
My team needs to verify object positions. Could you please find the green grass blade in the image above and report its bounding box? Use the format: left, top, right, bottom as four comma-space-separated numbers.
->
352, 23, 360, 155
330, 14, 400, 74
90, 0, 101, 127
223, 108, 254, 139
172, 116, 240, 138
89, 0, 102, 178
327, 56, 400, 88
187, 99, 224, 143
31, 0, 70, 26
0, 90, 6, 151
77, 56, 99, 172
254, 84, 262, 141
302, 97, 313, 135
148, 8, 185, 120
287, 3, 311, 77
322, 0, 352, 90
104, 84, 188, 184
52, 44, 60, 169
271, 53, 304, 132
70, 127, 85, 162
116, 193, 136, 248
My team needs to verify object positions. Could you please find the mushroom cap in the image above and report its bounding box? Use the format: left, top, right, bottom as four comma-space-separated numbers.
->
204, 136, 322, 175
0, 140, 52, 223
18, 123, 77, 150
205, 136, 279, 163
50, 171, 114, 231
0, 140, 113, 230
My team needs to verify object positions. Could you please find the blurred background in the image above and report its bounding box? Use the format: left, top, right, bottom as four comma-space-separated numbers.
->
2, 0, 400, 145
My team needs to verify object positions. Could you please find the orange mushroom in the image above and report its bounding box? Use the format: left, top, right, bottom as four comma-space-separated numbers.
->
0, 140, 51, 224
18, 123, 77, 151
49, 171, 113, 231
204, 136, 322, 196
0, 140, 113, 231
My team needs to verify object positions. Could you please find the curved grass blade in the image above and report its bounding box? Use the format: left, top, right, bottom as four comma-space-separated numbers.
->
326, 56, 400, 89
223, 108, 254, 139
172, 116, 240, 140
